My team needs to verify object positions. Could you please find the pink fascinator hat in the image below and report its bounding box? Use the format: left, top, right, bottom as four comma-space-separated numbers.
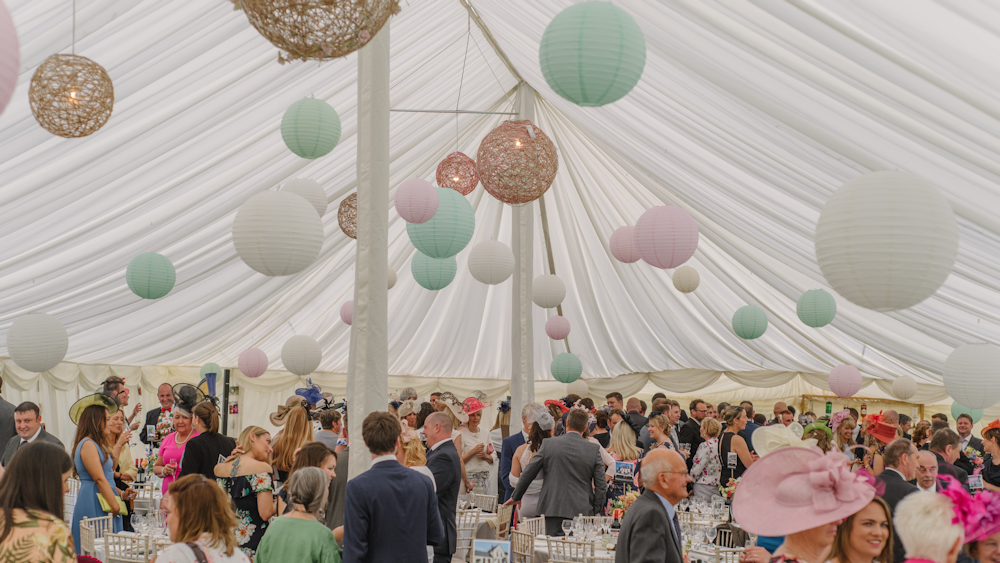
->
939, 476, 1000, 543
732, 446, 875, 536
830, 410, 851, 433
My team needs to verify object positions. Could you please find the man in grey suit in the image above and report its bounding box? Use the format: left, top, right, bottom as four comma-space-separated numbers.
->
508, 409, 607, 536
615, 449, 689, 563
0, 377, 15, 451
1, 402, 64, 467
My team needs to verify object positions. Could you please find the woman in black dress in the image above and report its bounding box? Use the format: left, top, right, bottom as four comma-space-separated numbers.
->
178, 399, 236, 480
214, 426, 275, 562
719, 405, 754, 483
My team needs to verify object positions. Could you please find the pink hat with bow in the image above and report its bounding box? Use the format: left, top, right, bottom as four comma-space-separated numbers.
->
732, 446, 875, 536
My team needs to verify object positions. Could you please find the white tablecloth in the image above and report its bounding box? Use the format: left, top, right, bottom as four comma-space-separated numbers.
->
531, 536, 615, 563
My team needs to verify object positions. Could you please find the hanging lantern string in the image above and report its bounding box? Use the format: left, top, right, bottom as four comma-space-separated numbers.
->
455, 13, 471, 152
72, 0, 75, 54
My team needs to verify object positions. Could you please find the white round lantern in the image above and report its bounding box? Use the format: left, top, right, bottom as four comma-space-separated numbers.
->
281, 179, 328, 217
238, 348, 269, 378
340, 300, 354, 326
815, 171, 958, 312
609, 226, 640, 263
944, 343, 1000, 410
567, 379, 590, 398
672, 265, 700, 293
532, 275, 566, 309
468, 241, 515, 285
6, 313, 68, 373
388, 267, 397, 290
233, 191, 324, 276
281, 335, 322, 376
891, 375, 917, 401
828, 364, 862, 398
545, 316, 571, 340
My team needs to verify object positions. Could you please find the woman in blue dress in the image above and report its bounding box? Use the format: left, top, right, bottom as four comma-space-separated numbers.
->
70, 394, 123, 554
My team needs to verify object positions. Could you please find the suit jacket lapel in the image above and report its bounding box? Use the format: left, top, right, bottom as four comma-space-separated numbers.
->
643, 489, 682, 560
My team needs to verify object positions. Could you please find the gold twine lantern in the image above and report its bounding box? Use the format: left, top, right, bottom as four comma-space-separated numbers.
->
239, 0, 399, 61
29, 54, 113, 138
436, 152, 479, 195
338, 193, 358, 239
476, 120, 558, 205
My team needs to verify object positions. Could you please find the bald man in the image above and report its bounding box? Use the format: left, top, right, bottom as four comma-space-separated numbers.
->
771, 402, 787, 425
140, 383, 175, 445
911, 450, 946, 493
615, 449, 687, 563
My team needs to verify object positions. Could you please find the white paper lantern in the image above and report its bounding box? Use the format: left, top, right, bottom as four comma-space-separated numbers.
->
672, 265, 700, 293
6, 313, 69, 373
340, 300, 354, 326
282, 179, 328, 217
468, 241, 515, 285
238, 348, 269, 378
567, 379, 590, 398
944, 343, 1000, 410
281, 335, 322, 376
891, 375, 917, 401
532, 275, 566, 309
388, 267, 397, 290
609, 226, 640, 263
815, 171, 958, 312
828, 365, 862, 398
233, 191, 324, 276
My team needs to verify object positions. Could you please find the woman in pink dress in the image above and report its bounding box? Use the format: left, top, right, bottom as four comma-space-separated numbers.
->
154, 385, 200, 494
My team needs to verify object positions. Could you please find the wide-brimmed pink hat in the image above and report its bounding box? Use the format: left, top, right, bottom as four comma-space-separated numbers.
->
732, 446, 875, 536
463, 397, 487, 415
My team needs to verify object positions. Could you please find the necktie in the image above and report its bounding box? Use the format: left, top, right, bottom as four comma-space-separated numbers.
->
672, 512, 682, 549
18, 440, 26, 449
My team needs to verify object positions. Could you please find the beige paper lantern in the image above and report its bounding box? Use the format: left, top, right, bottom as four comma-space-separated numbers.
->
468, 241, 515, 285
476, 120, 558, 205
339, 193, 357, 239
233, 191, 324, 276
944, 343, 1000, 410
387, 266, 397, 290
892, 375, 917, 401
282, 179, 327, 217
29, 54, 114, 138
6, 313, 69, 373
672, 265, 700, 293
567, 379, 590, 398
281, 335, 322, 376
532, 274, 566, 308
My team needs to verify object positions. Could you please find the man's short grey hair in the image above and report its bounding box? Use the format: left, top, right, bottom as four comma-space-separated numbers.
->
640, 455, 671, 485
399, 387, 418, 401
895, 491, 963, 561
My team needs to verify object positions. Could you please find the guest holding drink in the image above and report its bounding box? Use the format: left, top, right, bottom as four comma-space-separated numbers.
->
70, 394, 124, 553
154, 385, 201, 494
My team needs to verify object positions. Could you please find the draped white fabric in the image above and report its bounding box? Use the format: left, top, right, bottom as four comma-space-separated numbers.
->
0, 0, 999, 438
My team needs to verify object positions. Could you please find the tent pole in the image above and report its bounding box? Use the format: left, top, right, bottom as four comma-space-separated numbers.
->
347, 22, 390, 478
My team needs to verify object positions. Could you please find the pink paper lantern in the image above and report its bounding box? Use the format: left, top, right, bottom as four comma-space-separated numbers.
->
829, 364, 862, 398
545, 315, 571, 340
610, 226, 640, 263
238, 348, 268, 378
394, 179, 439, 224
340, 300, 354, 325
436, 152, 479, 195
0, 1, 18, 118
633, 206, 699, 269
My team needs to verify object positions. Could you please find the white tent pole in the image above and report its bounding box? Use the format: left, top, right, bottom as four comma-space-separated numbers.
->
347, 22, 390, 478
510, 81, 535, 435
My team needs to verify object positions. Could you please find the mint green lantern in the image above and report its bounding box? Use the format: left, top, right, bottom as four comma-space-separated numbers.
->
797, 289, 837, 328
732, 305, 768, 340
951, 402, 984, 424
539, 2, 646, 107
406, 188, 475, 259
200, 363, 221, 378
281, 98, 341, 159
551, 353, 583, 383
411, 252, 457, 291
126, 253, 176, 299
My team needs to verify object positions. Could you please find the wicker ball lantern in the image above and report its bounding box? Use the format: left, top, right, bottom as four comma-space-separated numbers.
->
633, 206, 699, 269
339, 193, 358, 239
240, 0, 397, 61
476, 120, 558, 205
394, 178, 439, 224
29, 54, 114, 138
609, 226, 640, 264
281, 335, 322, 376
468, 241, 514, 285
0, 1, 17, 118
238, 348, 269, 378
672, 266, 700, 294
951, 403, 984, 425
411, 253, 457, 291
233, 191, 324, 276
551, 352, 583, 384
282, 179, 328, 217
532, 274, 566, 309
126, 253, 176, 300
281, 98, 341, 159
436, 152, 479, 195
944, 343, 1000, 410
732, 305, 767, 340
796, 289, 837, 328
6, 313, 68, 373
892, 375, 917, 401
545, 316, 571, 340
828, 364, 862, 398
406, 188, 475, 258
340, 300, 353, 326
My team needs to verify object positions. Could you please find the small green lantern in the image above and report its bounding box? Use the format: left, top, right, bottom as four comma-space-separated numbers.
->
411, 252, 457, 291
797, 289, 837, 328
281, 98, 342, 159
406, 188, 475, 259
732, 305, 768, 340
126, 253, 176, 299
951, 402, 984, 424
551, 353, 583, 383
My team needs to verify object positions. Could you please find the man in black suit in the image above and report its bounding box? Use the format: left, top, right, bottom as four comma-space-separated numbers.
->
898, 414, 913, 441
875, 439, 919, 563
929, 428, 969, 486
956, 413, 983, 453
1, 402, 64, 467
0, 377, 15, 450
625, 397, 648, 429
615, 448, 687, 563
139, 383, 174, 445
425, 412, 462, 563
911, 450, 948, 493
678, 399, 707, 470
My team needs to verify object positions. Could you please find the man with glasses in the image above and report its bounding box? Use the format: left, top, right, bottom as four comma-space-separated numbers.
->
678, 399, 707, 470
615, 449, 688, 563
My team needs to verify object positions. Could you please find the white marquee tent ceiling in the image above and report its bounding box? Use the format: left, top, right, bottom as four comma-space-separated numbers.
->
0, 0, 998, 399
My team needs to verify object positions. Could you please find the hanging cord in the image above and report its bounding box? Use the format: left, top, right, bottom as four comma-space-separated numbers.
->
455, 13, 472, 151
72, 0, 75, 54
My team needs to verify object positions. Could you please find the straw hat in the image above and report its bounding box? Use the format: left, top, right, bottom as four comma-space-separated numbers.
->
270, 395, 308, 427
70, 393, 119, 425
436, 392, 469, 424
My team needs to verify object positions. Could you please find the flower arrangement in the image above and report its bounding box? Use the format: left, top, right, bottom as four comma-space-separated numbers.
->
965, 446, 985, 475
607, 490, 640, 520
719, 477, 740, 500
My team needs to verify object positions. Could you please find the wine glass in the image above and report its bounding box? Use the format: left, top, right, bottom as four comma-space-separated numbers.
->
706, 525, 718, 546
680, 497, 690, 512
130, 513, 142, 534
561, 520, 573, 538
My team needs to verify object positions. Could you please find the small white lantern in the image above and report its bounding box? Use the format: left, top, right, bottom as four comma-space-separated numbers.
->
281, 335, 322, 376
532, 275, 566, 309
672, 265, 700, 293
281, 179, 328, 217
944, 343, 1000, 410
233, 191, 324, 276
891, 375, 917, 401
6, 313, 68, 373
468, 241, 515, 285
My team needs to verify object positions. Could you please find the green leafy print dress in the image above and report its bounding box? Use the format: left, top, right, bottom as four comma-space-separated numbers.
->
217, 472, 273, 562
0, 509, 75, 563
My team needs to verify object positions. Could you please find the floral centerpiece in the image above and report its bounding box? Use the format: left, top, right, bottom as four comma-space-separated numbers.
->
607, 490, 640, 520
719, 477, 740, 501
965, 446, 985, 475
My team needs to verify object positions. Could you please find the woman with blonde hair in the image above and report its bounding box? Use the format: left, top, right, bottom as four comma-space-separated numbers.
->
214, 426, 275, 561
605, 417, 642, 507
156, 474, 249, 563
271, 402, 314, 484
689, 417, 723, 501
397, 424, 436, 491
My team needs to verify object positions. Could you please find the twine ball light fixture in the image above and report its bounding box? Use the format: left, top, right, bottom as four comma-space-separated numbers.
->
532, 274, 566, 309
828, 364, 862, 398
672, 265, 700, 293
233, 191, 324, 276
394, 178, 439, 224
551, 352, 583, 384
951, 402, 984, 425
468, 240, 514, 285
239, 0, 398, 61
815, 171, 958, 312
892, 375, 917, 401
339, 193, 358, 239
633, 205, 699, 269
126, 253, 176, 300
732, 305, 767, 340
539, 2, 646, 107
281, 98, 341, 159
545, 316, 571, 340
411, 253, 457, 291
0, 1, 17, 118
609, 226, 639, 264
796, 289, 836, 328
282, 179, 328, 217
6, 313, 69, 373
437, 152, 479, 195
476, 120, 558, 205
406, 187, 475, 258
340, 300, 354, 325
238, 348, 269, 378
30, 54, 114, 138
944, 343, 1000, 410
281, 335, 322, 376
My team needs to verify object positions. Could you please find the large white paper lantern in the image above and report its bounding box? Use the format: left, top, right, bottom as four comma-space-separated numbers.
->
238, 348, 268, 378
233, 191, 324, 276
944, 343, 1000, 410
340, 301, 354, 325
829, 365, 862, 398
532, 275, 566, 308
815, 171, 958, 312
281, 335, 322, 376
468, 241, 514, 285
891, 375, 917, 401
282, 179, 328, 217
609, 226, 639, 264
672, 266, 700, 293
567, 379, 590, 398
7, 313, 69, 373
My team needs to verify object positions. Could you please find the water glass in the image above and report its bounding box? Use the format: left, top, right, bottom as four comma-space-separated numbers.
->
561, 520, 573, 537
680, 498, 690, 512
130, 513, 143, 533
706, 526, 718, 545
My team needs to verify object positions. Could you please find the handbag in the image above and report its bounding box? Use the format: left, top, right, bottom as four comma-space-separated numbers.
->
97, 493, 128, 515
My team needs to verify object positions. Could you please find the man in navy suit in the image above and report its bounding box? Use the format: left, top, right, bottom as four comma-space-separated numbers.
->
500, 403, 536, 502
425, 412, 463, 563
343, 412, 442, 563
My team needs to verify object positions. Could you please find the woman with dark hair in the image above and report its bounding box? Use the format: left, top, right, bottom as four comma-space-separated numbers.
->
70, 394, 123, 553
179, 400, 236, 480
509, 408, 554, 519
0, 442, 74, 562
591, 411, 610, 448
828, 498, 893, 563
276, 443, 337, 515
154, 385, 200, 494
157, 474, 249, 563
414, 402, 435, 431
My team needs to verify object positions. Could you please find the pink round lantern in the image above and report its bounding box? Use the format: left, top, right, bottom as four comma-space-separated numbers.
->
545, 315, 571, 340
238, 348, 268, 378
0, 1, 18, 118
340, 300, 354, 325
633, 206, 699, 269
394, 179, 439, 224
610, 226, 640, 263
436, 152, 479, 195
829, 364, 862, 398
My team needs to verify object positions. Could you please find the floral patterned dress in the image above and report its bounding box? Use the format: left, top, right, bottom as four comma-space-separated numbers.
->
217, 471, 273, 562
0, 509, 75, 563
689, 437, 722, 500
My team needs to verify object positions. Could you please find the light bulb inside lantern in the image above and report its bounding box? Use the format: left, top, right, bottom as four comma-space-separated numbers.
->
66, 90, 78, 105
515, 139, 521, 147
452, 176, 460, 182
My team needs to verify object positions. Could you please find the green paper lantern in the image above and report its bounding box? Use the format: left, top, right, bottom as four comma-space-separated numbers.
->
797, 289, 837, 328
951, 402, 984, 424
551, 352, 583, 383
539, 2, 646, 107
411, 252, 457, 291
200, 363, 221, 377
732, 305, 768, 340
126, 253, 176, 299
406, 187, 475, 259
281, 98, 341, 159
